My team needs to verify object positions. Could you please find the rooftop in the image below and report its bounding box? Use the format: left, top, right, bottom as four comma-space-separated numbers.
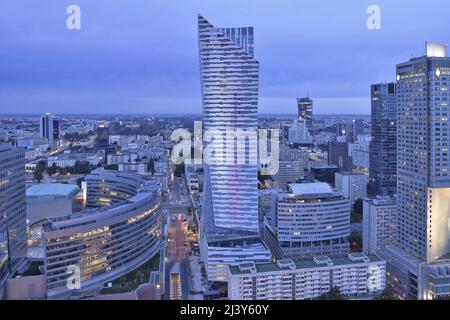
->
288, 182, 333, 196
26, 183, 79, 199
228, 253, 383, 275
364, 196, 397, 206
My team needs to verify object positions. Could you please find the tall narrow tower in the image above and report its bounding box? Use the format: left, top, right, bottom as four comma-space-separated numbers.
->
199, 15, 259, 234
198, 15, 269, 282
383, 42, 450, 300
297, 97, 313, 129
397, 42, 450, 262
40, 113, 59, 145
368, 83, 397, 197
0, 144, 27, 295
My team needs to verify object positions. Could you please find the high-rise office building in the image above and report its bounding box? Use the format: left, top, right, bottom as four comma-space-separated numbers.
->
353, 119, 365, 140
95, 125, 110, 147
40, 113, 59, 144
198, 15, 269, 282
397, 42, 450, 262
288, 118, 312, 145
368, 83, 397, 197
52, 119, 60, 142
328, 141, 353, 171
0, 144, 27, 295
336, 120, 364, 143
336, 122, 354, 142
297, 97, 313, 129
384, 42, 450, 299
0, 195, 9, 295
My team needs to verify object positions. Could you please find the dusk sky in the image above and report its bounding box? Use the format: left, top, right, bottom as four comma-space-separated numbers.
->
1, 0, 449, 115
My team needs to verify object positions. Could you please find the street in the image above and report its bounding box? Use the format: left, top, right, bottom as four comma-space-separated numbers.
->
163, 176, 192, 300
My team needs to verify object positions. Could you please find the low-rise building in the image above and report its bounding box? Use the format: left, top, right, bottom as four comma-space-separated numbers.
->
228, 253, 386, 300
118, 162, 148, 174
200, 236, 271, 282
288, 119, 312, 145
47, 151, 103, 168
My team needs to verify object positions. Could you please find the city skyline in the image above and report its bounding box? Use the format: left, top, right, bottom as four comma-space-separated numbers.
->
1, 1, 450, 304
1, 1, 449, 115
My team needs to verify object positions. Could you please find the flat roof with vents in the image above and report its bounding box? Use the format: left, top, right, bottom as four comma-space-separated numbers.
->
228, 254, 383, 275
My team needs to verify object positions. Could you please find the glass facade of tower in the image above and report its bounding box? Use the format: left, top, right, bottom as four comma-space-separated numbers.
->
397, 52, 450, 261
0, 144, 27, 289
368, 83, 397, 197
40, 113, 59, 144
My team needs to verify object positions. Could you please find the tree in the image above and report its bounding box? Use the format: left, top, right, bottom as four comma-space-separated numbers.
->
318, 287, 344, 300
353, 198, 363, 215
37, 160, 47, 170
34, 160, 47, 183
34, 170, 43, 183
64, 166, 74, 174
351, 198, 363, 223
47, 163, 57, 176
74, 161, 92, 174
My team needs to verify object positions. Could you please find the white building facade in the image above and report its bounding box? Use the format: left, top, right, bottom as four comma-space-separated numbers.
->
288, 118, 312, 145
198, 15, 270, 282
228, 253, 386, 300
263, 183, 351, 259
363, 197, 397, 255
335, 172, 368, 205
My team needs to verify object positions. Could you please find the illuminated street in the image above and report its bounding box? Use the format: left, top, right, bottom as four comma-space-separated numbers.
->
163, 176, 191, 300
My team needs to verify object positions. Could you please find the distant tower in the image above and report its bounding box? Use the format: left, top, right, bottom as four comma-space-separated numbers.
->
368, 83, 397, 197
40, 113, 59, 144
328, 141, 353, 171
95, 126, 110, 147
297, 97, 313, 129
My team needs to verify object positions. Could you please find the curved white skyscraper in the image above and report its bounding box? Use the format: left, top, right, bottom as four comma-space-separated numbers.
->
198, 15, 269, 282
199, 15, 259, 234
